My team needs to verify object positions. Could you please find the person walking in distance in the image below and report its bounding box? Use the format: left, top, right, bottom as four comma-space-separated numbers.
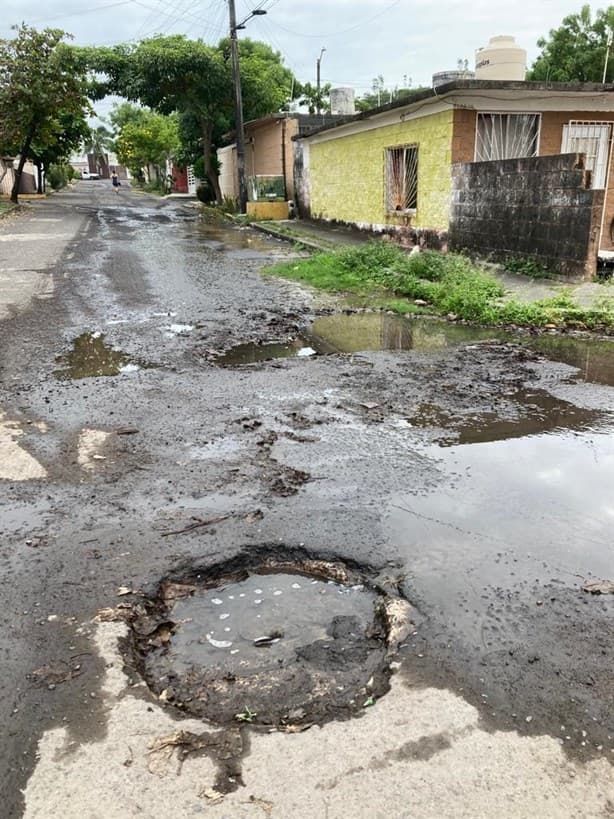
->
111, 171, 121, 194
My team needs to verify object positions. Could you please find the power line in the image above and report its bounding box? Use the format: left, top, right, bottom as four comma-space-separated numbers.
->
265, 0, 401, 39
22, 0, 134, 26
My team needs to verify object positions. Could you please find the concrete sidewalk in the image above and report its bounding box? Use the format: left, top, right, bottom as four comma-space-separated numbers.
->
253, 219, 613, 310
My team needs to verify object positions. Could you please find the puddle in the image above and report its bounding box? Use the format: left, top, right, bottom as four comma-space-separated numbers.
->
214, 314, 502, 365
54, 333, 147, 379
528, 334, 614, 387
132, 557, 411, 727
191, 223, 280, 257
187, 436, 245, 460
407, 389, 606, 446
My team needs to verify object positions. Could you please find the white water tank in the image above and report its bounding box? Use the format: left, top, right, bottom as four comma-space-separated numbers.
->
475, 36, 526, 81
330, 87, 355, 115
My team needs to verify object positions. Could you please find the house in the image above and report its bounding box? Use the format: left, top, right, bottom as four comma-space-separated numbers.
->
295, 79, 614, 278
217, 112, 347, 215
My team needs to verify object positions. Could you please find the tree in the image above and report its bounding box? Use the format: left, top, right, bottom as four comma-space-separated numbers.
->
115, 110, 179, 184
355, 75, 427, 113
0, 25, 92, 203
528, 4, 614, 82
86, 35, 297, 203
83, 124, 114, 174
299, 82, 331, 115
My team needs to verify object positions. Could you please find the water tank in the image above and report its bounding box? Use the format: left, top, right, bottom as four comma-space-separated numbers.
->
432, 70, 475, 88
330, 87, 355, 115
475, 36, 526, 81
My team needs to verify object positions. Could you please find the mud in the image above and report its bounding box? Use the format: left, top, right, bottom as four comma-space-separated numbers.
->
2, 187, 614, 817
130, 552, 410, 729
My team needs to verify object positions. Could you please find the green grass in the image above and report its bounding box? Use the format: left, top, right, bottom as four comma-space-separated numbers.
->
266, 242, 614, 332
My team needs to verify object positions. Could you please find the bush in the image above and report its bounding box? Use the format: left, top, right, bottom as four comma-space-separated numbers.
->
46, 163, 69, 191
196, 181, 215, 203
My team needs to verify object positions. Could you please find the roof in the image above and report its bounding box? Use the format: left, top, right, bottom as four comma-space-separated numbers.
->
295, 79, 614, 141
222, 112, 348, 143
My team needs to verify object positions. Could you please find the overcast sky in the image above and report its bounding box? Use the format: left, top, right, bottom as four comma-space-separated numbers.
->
1, 0, 587, 118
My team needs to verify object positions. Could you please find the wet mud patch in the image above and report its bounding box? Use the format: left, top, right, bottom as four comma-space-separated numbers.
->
54, 332, 151, 379
129, 551, 413, 730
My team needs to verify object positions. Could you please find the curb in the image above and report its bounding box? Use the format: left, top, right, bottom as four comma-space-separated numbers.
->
249, 222, 331, 253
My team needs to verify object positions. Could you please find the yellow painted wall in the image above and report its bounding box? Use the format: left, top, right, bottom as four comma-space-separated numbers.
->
309, 109, 454, 230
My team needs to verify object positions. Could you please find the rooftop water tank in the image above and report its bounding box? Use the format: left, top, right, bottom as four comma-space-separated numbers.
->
475, 36, 526, 81
330, 87, 355, 115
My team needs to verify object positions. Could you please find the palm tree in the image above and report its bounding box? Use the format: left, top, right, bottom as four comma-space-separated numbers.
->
82, 124, 114, 176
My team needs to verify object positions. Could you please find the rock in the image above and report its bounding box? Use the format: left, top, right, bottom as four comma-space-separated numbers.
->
379, 598, 413, 649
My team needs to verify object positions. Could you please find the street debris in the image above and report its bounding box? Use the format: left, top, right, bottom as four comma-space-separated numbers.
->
582, 580, 614, 595
29, 662, 82, 686
114, 426, 140, 436
93, 604, 132, 622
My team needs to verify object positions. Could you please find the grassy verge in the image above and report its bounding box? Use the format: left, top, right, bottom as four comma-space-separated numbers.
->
266, 242, 614, 332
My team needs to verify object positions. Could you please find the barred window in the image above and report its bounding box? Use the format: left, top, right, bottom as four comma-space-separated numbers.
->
475, 113, 540, 162
386, 145, 418, 212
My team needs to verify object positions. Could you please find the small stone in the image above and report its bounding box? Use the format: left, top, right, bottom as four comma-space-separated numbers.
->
526, 715, 533, 723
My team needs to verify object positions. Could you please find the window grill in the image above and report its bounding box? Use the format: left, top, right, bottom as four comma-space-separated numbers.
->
386, 145, 418, 212
562, 121, 612, 189
475, 113, 540, 162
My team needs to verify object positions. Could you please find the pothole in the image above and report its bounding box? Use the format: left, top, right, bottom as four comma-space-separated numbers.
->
54, 332, 151, 379
130, 554, 413, 729
212, 314, 503, 366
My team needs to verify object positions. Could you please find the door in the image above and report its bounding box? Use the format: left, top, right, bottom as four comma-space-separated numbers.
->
562, 122, 611, 188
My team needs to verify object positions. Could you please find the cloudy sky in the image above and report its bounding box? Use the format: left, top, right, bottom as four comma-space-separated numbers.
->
1, 0, 587, 117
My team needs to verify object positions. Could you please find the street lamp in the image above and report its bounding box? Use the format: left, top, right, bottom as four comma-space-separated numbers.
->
228, 1, 267, 213
316, 47, 326, 115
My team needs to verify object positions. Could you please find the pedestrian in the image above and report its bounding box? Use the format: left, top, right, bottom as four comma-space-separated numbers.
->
111, 171, 121, 194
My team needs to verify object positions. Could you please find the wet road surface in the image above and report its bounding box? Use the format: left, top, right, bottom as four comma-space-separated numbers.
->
1, 182, 614, 817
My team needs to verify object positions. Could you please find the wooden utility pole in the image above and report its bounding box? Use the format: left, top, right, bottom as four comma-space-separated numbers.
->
229, 0, 248, 213
316, 48, 326, 115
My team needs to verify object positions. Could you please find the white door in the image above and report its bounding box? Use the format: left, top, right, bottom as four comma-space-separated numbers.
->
562, 122, 611, 188
187, 165, 198, 195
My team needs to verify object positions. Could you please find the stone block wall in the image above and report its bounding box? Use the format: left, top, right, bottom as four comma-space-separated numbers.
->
449, 153, 604, 279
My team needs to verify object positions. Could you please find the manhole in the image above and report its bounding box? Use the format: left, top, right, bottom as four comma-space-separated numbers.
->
130, 554, 412, 729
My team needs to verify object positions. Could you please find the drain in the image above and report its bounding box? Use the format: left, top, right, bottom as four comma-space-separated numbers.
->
130, 554, 412, 729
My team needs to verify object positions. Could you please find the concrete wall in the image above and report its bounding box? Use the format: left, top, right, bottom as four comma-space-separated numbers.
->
449, 153, 604, 279
308, 109, 454, 233
218, 145, 238, 201
452, 108, 614, 250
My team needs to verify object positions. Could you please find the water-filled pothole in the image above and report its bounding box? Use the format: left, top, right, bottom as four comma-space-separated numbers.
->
131, 555, 412, 728
54, 332, 150, 379
213, 313, 502, 366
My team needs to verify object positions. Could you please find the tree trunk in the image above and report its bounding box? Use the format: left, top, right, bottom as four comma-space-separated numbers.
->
35, 160, 43, 194
11, 130, 34, 204
201, 120, 222, 204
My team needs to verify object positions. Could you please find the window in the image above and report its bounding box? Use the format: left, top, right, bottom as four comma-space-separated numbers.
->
475, 113, 540, 162
562, 122, 611, 189
386, 145, 418, 213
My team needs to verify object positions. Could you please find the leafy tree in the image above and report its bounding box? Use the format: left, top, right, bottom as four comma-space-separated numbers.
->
299, 81, 332, 114
355, 75, 427, 113
528, 4, 614, 82
115, 110, 179, 182
0, 25, 92, 203
86, 35, 297, 203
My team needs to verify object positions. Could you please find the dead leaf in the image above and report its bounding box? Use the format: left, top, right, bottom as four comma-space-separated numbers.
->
582, 580, 614, 595
160, 581, 198, 601
115, 427, 140, 435
29, 663, 81, 685
93, 604, 131, 622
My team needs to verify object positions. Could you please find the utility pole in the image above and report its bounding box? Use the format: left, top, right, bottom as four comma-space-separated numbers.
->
604, 28, 613, 83
228, 0, 248, 213
316, 47, 326, 115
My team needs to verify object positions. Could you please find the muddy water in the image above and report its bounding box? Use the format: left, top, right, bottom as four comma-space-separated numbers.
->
215, 314, 503, 364
529, 334, 614, 387
54, 332, 143, 379
165, 572, 376, 675
388, 427, 614, 631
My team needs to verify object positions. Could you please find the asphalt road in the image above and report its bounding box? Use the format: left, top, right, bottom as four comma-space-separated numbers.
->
2, 182, 614, 818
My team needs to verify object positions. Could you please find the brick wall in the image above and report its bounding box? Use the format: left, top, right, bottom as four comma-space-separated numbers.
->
449, 153, 604, 279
